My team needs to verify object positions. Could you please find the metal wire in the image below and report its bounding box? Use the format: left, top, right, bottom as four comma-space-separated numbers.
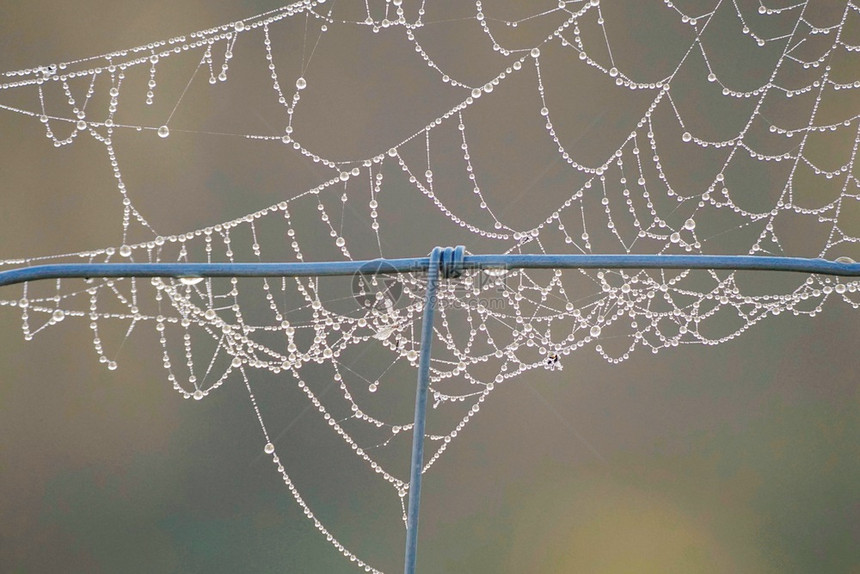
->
2, 253, 860, 288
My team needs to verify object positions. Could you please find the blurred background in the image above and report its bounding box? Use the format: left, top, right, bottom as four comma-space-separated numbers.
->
0, 1, 858, 573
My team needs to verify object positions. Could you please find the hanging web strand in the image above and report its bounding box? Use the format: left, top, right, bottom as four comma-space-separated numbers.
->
2, 1, 860, 571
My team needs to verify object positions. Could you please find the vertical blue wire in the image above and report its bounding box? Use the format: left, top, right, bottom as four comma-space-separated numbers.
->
403, 247, 442, 574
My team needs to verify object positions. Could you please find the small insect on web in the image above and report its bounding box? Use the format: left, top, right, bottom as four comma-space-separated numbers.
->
1, 1, 860, 572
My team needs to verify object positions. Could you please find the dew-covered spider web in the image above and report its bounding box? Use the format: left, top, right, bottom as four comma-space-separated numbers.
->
2, 1, 860, 571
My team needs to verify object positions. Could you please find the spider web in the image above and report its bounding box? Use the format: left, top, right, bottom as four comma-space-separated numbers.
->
2, 1, 860, 571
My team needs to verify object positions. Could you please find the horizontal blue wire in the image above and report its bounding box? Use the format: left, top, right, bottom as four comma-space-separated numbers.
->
1, 254, 859, 288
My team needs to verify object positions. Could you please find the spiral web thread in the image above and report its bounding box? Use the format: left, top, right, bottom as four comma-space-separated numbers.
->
2, 1, 860, 570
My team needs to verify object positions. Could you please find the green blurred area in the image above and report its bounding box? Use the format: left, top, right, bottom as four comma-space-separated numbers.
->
0, 2, 858, 573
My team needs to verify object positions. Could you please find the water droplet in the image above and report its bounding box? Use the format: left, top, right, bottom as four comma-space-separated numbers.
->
296, 77, 307, 90
119, 245, 132, 257
264, 442, 275, 454
374, 326, 395, 340
335, 237, 346, 247
204, 309, 216, 320
684, 218, 696, 230
52, 309, 65, 322
157, 125, 170, 138
530, 47, 541, 58
193, 390, 204, 400
590, 325, 602, 337
483, 267, 507, 277
76, 120, 87, 131
234, 21, 245, 32
407, 349, 418, 361
179, 276, 204, 285
835, 256, 855, 264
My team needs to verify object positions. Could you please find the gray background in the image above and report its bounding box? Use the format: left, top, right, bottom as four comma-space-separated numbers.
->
1, 1, 858, 573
